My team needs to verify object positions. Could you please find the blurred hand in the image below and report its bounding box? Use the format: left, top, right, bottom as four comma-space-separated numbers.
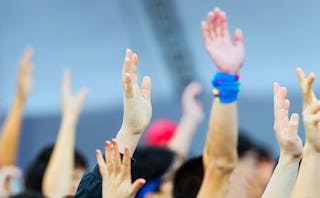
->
17, 48, 34, 100
296, 67, 317, 110
0, 166, 21, 197
61, 70, 88, 118
96, 140, 145, 198
182, 81, 204, 123
303, 100, 320, 152
273, 83, 303, 160
120, 49, 152, 135
201, 7, 245, 74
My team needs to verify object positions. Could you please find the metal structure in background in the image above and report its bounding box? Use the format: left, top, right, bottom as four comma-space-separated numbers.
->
143, 0, 199, 93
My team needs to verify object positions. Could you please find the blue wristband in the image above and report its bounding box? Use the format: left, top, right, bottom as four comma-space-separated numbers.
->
211, 72, 240, 103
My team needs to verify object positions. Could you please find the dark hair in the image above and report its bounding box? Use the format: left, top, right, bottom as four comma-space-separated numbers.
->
10, 191, 44, 198
24, 144, 88, 193
173, 156, 204, 198
132, 146, 175, 181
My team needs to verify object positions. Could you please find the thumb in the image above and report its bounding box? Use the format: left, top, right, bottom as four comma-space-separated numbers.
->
128, 178, 146, 197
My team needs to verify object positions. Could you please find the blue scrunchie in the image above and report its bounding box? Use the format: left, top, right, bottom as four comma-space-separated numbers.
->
211, 72, 240, 103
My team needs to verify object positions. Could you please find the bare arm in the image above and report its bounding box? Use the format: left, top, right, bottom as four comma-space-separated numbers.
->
262, 83, 303, 198
42, 71, 88, 197
292, 68, 320, 197
115, 49, 152, 157
0, 49, 33, 166
168, 81, 204, 158
199, 7, 245, 197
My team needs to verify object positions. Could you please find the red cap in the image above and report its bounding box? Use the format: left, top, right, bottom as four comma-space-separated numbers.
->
144, 118, 177, 146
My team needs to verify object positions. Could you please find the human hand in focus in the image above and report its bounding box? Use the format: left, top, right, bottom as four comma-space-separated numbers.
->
61, 70, 88, 119
201, 7, 245, 74
120, 49, 152, 135
17, 48, 34, 100
273, 83, 303, 160
96, 140, 145, 198
182, 81, 204, 124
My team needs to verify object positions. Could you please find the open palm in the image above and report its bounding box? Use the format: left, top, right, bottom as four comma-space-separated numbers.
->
202, 8, 245, 74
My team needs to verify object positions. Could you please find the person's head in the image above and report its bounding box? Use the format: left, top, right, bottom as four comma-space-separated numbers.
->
9, 191, 44, 198
173, 156, 204, 198
132, 146, 175, 198
143, 119, 177, 146
24, 145, 88, 194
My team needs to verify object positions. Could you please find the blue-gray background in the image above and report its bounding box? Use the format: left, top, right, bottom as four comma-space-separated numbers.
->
1, 0, 320, 169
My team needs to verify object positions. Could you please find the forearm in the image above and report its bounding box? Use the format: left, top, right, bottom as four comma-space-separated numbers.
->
43, 115, 77, 197
197, 162, 231, 198
292, 144, 320, 198
168, 114, 201, 157
116, 129, 142, 158
262, 154, 300, 198
203, 101, 238, 171
0, 95, 25, 166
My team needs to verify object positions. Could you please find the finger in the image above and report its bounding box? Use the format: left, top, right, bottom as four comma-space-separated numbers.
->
214, 9, 222, 37
201, 21, 211, 46
131, 53, 138, 83
288, 113, 300, 137
273, 82, 280, 112
220, 11, 230, 38
128, 178, 146, 197
304, 101, 320, 115
183, 81, 202, 104
96, 149, 107, 177
306, 72, 315, 95
122, 146, 131, 177
20, 48, 34, 66
122, 56, 131, 78
296, 67, 306, 85
76, 88, 89, 103
207, 11, 216, 40
123, 73, 133, 98
282, 99, 290, 125
112, 139, 121, 173
62, 70, 71, 94
105, 141, 113, 173
307, 112, 320, 123
234, 28, 244, 47
141, 76, 152, 101
273, 82, 281, 114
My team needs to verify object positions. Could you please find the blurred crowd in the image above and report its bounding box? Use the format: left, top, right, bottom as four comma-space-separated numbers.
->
1, 7, 320, 198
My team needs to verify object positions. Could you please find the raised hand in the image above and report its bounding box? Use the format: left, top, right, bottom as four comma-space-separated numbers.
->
120, 49, 152, 134
96, 140, 145, 198
296, 67, 317, 110
182, 81, 204, 123
303, 101, 320, 152
273, 83, 303, 160
17, 48, 34, 100
61, 70, 88, 118
201, 7, 245, 74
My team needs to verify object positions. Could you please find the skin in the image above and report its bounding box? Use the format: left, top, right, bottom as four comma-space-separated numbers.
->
96, 140, 145, 198
198, 7, 245, 198
292, 68, 320, 198
0, 49, 33, 166
262, 83, 302, 198
42, 71, 88, 197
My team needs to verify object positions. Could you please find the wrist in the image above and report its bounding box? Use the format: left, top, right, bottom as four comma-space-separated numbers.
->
279, 151, 302, 164
116, 130, 142, 157
182, 113, 203, 125
212, 72, 240, 104
62, 114, 79, 125
304, 143, 320, 154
